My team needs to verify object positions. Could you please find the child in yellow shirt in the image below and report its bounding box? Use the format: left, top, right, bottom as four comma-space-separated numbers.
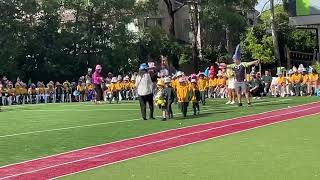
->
191, 79, 200, 115
288, 67, 302, 96
108, 77, 119, 104
300, 70, 309, 96
122, 76, 131, 100
177, 77, 192, 118
308, 68, 319, 95
208, 75, 217, 98
76, 82, 86, 102
197, 72, 208, 105
276, 72, 287, 97
215, 71, 227, 98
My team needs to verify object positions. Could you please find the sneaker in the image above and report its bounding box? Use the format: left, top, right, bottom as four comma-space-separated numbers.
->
230, 101, 235, 105
226, 101, 231, 105
247, 102, 252, 107
143, 118, 147, 120
162, 118, 167, 121
149, 117, 155, 120
238, 103, 243, 107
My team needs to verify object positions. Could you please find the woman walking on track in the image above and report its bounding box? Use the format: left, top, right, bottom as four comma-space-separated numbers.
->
92, 64, 104, 104
136, 63, 155, 120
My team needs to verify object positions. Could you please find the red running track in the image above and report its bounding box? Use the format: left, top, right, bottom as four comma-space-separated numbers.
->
1, 102, 320, 180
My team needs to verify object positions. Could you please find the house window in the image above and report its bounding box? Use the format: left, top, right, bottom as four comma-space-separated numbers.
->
144, 18, 162, 27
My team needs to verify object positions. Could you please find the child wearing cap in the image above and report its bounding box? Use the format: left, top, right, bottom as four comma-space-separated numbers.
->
122, 76, 131, 100
14, 82, 22, 104
197, 72, 208, 105
154, 79, 168, 121
164, 77, 176, 119
226, 69, 236, 104
300, 69, 309, 96
208, 74, 217, 98
276, 71, 287, 97
109, 77, 119, 104
28, 83, 38, 104
288, 67, 302, 96
116, 76, 123, 101
6, 82, 15, 105
76, 82, 86, 102
308, 68, 318, 95
130, 75, 137, 100
191, 79, 200, 115
215, 71, 227, 98
177, 77, 192, 118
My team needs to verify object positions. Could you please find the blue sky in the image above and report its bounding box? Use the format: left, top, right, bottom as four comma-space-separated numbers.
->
256, 0, 282, 12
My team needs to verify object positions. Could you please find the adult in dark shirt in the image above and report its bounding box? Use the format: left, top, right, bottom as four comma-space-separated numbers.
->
262, 70, 272, 96
227, 44, 259, 106
249, 72, 263, 98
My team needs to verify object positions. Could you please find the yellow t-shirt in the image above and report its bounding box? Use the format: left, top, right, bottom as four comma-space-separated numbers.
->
290, 74, 302, 84
15, 87, 22, 95
77, 85, 85, 92
217, 77, 226, 86
302, 75, 309, 84
115, 82, 122, 90
38, 87, 46, 94
309, 73, 319, 82
276, 76, 286, 85
7, 88, 15, 95
109, 83, 118, 92
123, 82, 131, 90
208, 78, 217, 87
130, 82, 136, 89
197, 78, 208, 91
177, 84, 191, 102
191, 85, 198, 103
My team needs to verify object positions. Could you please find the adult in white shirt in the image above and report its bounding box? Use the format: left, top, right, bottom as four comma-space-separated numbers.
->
135, 63, 155, 120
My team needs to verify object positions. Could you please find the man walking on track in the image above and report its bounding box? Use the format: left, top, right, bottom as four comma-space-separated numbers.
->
227, 44, 260, 107
136, 63, 155, 120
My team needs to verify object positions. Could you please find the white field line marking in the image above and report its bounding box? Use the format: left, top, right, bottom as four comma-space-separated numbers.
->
0, 99, 312, 170
1, 102, 141, 109
52, 111, 320, 180
14, 108, 141, 112
0, 99, 291, 139
0, 97, 282, 110
1, 104, 319, 180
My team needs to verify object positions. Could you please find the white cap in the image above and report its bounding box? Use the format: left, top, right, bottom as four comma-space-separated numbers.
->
164, 77, 171, 84
111, 77, 118, 83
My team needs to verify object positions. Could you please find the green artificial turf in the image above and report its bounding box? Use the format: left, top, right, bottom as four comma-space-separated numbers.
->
62, 114, 320, 180
0, 97, 318, 166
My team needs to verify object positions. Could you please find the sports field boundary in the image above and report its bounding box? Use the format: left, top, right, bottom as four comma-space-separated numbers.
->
0, 101, 319, 179
0, 98, 292, 139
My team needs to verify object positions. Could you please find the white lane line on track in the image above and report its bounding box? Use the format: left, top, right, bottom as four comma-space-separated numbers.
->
51, 111, 320, 180
0, 99, 292, 139
1, 103, 319, 180
0, 99, 313, 170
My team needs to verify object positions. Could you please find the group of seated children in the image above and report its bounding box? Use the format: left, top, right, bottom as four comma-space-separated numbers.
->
0, 75, 138, 106
273, 65, 319, 97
